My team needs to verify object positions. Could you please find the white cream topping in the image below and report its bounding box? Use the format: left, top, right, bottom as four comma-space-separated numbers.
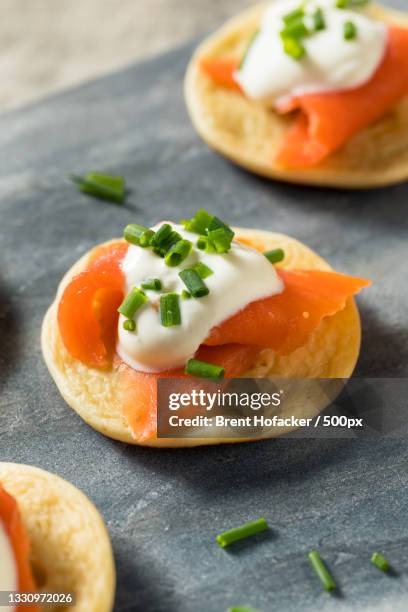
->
234, 0, 387, 107
117, 224, 284, 372
0, 520, 17, 612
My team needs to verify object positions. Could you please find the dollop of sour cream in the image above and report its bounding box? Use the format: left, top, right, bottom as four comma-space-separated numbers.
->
0, 520, 17, 612
234, 0, 387, 107
117, 224, 283, 372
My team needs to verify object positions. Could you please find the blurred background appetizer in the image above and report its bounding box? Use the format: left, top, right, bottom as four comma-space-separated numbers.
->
0, 463, 115, 612
185, 1, 408, 187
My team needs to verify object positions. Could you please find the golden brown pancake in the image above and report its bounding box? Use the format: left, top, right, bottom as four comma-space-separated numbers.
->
0, 463, 115, 612
184, 2, 408, 188
42, 229, 362, 447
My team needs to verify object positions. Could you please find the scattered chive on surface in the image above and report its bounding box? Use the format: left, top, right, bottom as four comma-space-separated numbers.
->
281, 20, 309, 41
181, 289, 191, 300
185, 358, 225, 379
124, 223, 154, 247
208, 216, 235, 240
228, 608, 258, 612
70, 172, 125, 203
308, 551, 336, 592
283, 6, 304, 25
344, 20, 357, 40
179, 269, 209, 298
193, 262, 213, 279
160, 293, 181, 327
118, 288, 148, 319
141, 278, 162, 291
182, 208, 213, 235
264, 248, 285, 264
371, 552, 390, 572
123, 319, 136, 332
216, 518, 269, 548
165, 239, 193, 267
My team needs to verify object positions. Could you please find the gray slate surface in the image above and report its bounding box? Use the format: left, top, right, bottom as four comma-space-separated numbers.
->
0, 2, 408, 610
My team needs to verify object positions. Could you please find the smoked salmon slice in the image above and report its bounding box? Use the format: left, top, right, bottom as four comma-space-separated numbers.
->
200, 27, 408, 168
121, 344, 260, 441
0, 483, 39, 611
205, 269, 370, 354
57, 241, 128, 369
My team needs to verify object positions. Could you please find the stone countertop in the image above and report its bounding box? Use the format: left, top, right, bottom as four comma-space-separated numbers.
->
1, 2, 408, 610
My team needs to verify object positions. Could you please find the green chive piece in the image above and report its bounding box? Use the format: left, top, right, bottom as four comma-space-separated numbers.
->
371, 552, 390, 572
308, 551, 336, 592
70, 172, 125, 203
336, 0, 348, 7
208, 215, 235, 240
193, 262, 213, 279
124, 223, 153, 247
153, 230, 183, 257
197, 236, 216, 253
141, 278, 162, 291
313, 8, 326, 31
216, 517, 269, 548
264, 248, 285, 264
239, 30, 260, 69
150, 224, 172, 248
181, 289, 191, 300
182, 209, 213, 234
179, 269, 209, 298
283, 7, 304, 25
117, 288, 148, 318
164, 239, 193, 267
228, 608, 258, 612
185, 358, 225, 379
344, 21, 357, 40
160, 293, 181, 327
282, 37, 306, 60
281, 20, 309, 40
337, 0, 368, 8
123, 319, 136, 332
207, 228, 233, 253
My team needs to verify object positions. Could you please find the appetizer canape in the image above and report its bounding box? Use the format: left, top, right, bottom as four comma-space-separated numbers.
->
185, 1, 408, 188
42, 209, 370, 446
0, 463, 115, 612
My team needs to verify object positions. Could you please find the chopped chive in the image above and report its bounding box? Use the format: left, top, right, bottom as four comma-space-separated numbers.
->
181, 289, 191, 300
239, 30, 260, 69
282, 37, 306, 60
182, 209, 213, 234
123, 319, 136, 332
193, 262, 213, 279
283, 7, 304, 25
70, 172, 125, 203
371, 552, 390, 572
207, 228, 233, 254
197, 236, 216, 253
141, 278, 162, 291
179, 269, 209, 298
336, 0, 348, 7
153, 230, 183, 257
160, 293, 181, 327
337, 0, 368, 7
124, 223, 154, 247
208, 215, 235, 240
264, 248, 285, 264
216, 517, 269, 548
281, 19, 309, 40
308, 551, 336, 592
228, 608, 258, 612
117, 288, 148, 318
313, 8, 326, 31
344, 21, 357, 40
185, 358, 225, 379
165, 239, 193, 267
150, 224, 172, 248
